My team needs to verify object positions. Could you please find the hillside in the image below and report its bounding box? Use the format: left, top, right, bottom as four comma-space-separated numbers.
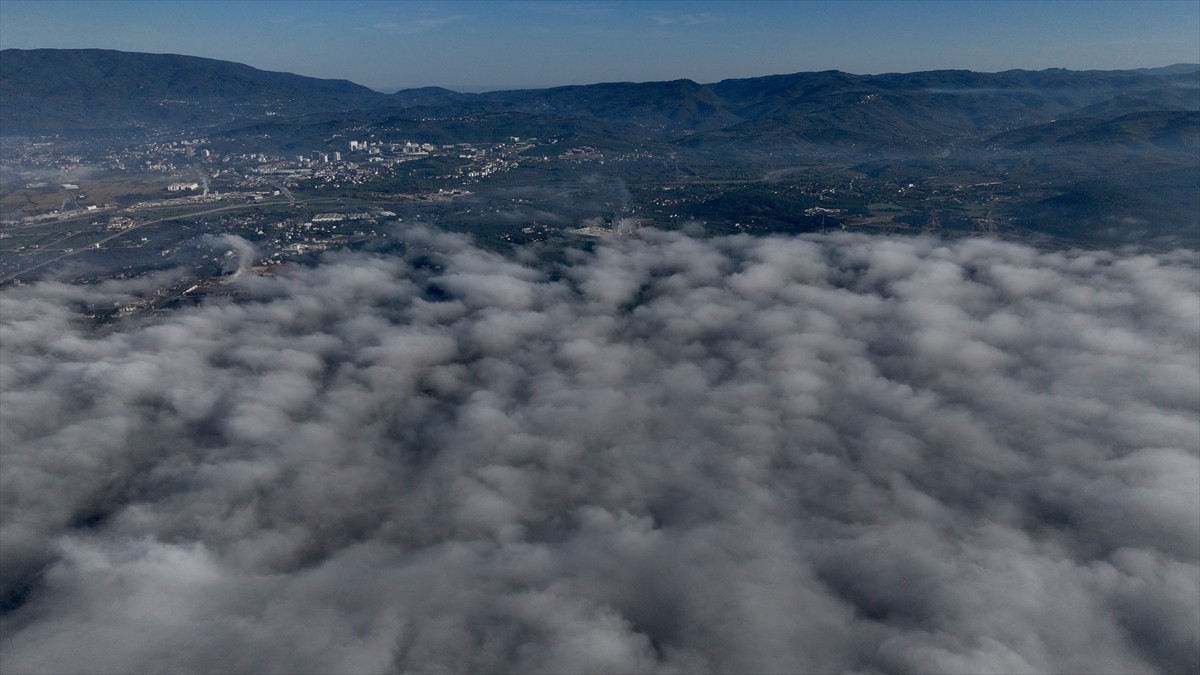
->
988, 110, 1200, 150
3, 48, 1197, 148
0, 48, 393, 134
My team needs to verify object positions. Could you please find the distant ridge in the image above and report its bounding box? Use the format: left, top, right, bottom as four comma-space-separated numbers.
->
391, 86, 469, 107
2, 48, 1198, 139
1134, 63, 1200, 75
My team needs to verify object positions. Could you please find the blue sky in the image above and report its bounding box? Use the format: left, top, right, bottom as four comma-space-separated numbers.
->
1, 0, 1197, 91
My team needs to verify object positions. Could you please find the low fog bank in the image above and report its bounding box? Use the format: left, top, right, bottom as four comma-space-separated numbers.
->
1, 229, 1197, 674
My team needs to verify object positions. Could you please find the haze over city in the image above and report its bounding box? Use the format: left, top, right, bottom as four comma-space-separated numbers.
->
1, 0, 1198, 90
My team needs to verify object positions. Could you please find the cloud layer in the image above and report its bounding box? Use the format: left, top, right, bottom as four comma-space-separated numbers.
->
2, 229, 1197, 674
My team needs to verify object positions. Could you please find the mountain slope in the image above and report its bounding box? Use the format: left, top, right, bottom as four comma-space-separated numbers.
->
987, 110, 1200, 151
0, 48, 392, 134
3, 48, 1197, 156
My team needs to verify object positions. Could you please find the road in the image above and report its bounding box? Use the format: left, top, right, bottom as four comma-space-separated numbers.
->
0, 207, 115, 231
273, 183, 296, 205
652, 165, 856, 187
1, 199, 289, 284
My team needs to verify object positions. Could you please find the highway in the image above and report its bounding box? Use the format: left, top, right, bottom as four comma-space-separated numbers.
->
0, 198, 290, 284
273, 183, 296, 205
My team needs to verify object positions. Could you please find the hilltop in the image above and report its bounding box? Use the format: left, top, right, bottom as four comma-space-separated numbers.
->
0, 48, 392, 134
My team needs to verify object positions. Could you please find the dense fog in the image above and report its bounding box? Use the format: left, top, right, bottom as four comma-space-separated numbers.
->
2, 228, 1197, 674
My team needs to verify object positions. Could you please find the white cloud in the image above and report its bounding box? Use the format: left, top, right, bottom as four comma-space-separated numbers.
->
1, 229, 1196, 673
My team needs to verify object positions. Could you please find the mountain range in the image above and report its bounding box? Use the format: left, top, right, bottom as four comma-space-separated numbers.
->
2, 48, 1197, 153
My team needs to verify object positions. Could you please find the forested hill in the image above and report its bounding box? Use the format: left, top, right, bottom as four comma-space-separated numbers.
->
2, 48, 1197, 147
0, 48, 392, 133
